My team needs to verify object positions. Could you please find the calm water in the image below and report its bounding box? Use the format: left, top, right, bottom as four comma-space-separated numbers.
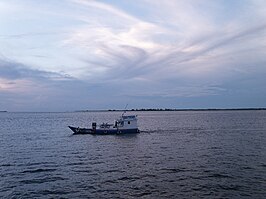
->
0, 111, 266, 198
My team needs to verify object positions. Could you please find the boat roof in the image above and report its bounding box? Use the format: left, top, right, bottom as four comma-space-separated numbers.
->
121, 115, 137, 120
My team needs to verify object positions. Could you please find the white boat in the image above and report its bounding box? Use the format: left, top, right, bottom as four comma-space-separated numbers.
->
68, 115, 139, 135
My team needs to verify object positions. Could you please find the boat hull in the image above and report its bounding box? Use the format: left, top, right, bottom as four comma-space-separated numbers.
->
68, 126, 139, 135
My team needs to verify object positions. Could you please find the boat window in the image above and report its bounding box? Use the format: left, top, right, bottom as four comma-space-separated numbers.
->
128, 121, 130, 124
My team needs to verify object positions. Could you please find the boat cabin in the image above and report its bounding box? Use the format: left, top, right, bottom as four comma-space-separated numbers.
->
115, 115, 138, 130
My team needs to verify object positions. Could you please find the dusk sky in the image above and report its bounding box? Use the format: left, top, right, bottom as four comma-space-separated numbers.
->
0, 0, 266, 111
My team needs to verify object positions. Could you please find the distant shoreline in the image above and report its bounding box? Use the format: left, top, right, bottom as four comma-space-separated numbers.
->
75, 108, 266, 112
2, 108, 266, 113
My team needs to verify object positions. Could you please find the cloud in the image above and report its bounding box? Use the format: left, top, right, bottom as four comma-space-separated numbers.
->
70, 0, 140, 23
124, 85, 227, 98
0, 0, 266, 110
61, 0, 266, 83
0, 58, 72, 81
0, 56, 76, 107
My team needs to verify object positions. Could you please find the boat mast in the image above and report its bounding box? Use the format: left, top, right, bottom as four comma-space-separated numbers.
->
122, 104, 128, 117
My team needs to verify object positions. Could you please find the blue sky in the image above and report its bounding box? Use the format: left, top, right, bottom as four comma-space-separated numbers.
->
0, 0, 266, 111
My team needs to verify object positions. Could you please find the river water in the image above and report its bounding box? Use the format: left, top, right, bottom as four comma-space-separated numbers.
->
0, 111, 266, 198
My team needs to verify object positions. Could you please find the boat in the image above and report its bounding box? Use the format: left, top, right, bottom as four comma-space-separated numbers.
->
68, 115, 139, 135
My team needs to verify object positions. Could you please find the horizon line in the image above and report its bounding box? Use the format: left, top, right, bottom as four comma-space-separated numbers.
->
1, 107, 266, 113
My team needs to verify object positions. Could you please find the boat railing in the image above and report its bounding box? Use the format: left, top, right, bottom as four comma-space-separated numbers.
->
99, 123, 113, 129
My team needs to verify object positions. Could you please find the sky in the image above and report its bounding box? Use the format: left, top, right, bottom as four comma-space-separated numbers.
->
0, 0, 266, 111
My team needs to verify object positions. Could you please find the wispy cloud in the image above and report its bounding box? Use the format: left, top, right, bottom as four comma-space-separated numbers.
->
61, 0, 266, 82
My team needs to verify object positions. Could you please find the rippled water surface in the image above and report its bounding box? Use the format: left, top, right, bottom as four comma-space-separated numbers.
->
0, 111, 266, 198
